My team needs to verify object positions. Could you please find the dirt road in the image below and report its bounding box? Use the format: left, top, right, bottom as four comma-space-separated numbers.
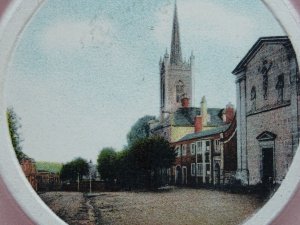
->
39, 188, 263, 225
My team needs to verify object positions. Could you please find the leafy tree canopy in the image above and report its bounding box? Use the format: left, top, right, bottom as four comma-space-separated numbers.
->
130, 136, 176, 172
60, 157, 89, 182
126, 115, 156, 147
6, 107, 25, 162
97, 147, 117, 181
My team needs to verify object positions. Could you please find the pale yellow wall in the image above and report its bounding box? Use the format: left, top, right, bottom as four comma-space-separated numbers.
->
170, 126, 194, 142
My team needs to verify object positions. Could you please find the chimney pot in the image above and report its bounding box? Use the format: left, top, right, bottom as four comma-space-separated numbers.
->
181, 97, 189, 108
194, 115, 202, 133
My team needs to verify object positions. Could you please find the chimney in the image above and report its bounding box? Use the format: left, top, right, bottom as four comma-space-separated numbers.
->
194, 115, 202, 133
201, 96, 208, 126
181, 96, 189, 108
224, 102, 235, 123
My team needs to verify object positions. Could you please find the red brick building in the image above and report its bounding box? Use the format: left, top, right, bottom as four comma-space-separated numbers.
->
171, 104, 237, 186
20, 157, 38, 191
36, 170, 61, 191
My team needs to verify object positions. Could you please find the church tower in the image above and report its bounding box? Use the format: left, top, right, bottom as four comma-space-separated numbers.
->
159, 2, 194, 119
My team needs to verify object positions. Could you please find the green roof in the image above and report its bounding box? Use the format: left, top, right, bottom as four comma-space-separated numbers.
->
36, 161, 63, 173
151, 107, 225, 131
178, 124, 231, 142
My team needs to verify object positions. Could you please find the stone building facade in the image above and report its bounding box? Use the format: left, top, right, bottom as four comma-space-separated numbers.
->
232, 36, 300, 186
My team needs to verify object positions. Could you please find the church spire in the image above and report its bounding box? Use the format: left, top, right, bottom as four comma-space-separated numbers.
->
170, 1, 182, 65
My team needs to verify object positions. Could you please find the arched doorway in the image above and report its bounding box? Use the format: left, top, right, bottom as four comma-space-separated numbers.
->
214, 163, 221, 185
256, 131, 276, 186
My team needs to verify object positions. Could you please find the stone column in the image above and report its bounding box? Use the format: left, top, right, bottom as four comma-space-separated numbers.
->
235, 71, 248, 185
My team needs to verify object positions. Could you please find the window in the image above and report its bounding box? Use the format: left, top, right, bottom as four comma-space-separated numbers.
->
205, 153, 210, 163
276, 74, 284, 103
215, 139, 221, 152
250, 86, 256, 111
175, 146, 181, 157
206, 141, 210, 151
206, 163, 210, 175
191, 163, 195, 176
176, 80, 184, 103
197, 163, 203, 176
196, 141, 202, 154
182, 144, 186, 156
190, 143, 196, 155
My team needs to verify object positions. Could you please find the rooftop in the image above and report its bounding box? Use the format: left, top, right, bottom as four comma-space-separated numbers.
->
177, 124, 231, 142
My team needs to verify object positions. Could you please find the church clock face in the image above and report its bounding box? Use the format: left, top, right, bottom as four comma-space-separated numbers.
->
1, 1, 300, 225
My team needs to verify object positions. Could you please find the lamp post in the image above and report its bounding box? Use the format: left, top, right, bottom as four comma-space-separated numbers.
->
77, 172, 80, 192
88, 160, 93, 194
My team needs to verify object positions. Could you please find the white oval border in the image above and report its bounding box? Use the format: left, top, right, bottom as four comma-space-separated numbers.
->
0, 0, 299, 225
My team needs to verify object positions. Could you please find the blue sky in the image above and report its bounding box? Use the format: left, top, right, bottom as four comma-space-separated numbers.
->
5, 0, 285, 163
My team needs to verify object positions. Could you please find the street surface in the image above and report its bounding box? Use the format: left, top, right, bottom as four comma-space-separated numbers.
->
39, 188, 264, 225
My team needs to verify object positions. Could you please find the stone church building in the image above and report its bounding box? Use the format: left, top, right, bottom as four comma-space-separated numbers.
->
232, 36, 300, 186
150, 3, 227, 143
150, 3, 237, 186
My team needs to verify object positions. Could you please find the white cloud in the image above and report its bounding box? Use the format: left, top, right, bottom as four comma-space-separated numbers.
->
40, 17, 116, 53
153, 0, 257, 47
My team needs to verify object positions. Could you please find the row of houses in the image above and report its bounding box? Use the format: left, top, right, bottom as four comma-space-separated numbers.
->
150, 3, 299, 188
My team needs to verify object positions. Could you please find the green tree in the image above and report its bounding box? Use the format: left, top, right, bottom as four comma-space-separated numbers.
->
126, 115, 156, 147
97, 147, 117, 182
6, 107, 25, 162
60, 157, 89, 182
127, 136, 176, 189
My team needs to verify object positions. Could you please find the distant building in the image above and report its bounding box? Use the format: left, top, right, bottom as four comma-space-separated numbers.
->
82, 160, 101, 181
36, 170, 60, 191
20, 157, 37, 191
232, 36, 300, 186
35, 161, 62, 191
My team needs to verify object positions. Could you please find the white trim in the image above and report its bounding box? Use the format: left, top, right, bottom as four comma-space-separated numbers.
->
191, 163, 195, 176
190, 143, 196, 155
223, 128, 237, 144
196, 163, 203, 177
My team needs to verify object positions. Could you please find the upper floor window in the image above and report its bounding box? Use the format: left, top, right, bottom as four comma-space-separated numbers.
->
250, 86, 256, 111
215, 139, 221, 152
175, 146, 181, 157
276, 74, 284, 103
206, 140, 210, 151
176, 80, 184, 103
182, 144, 186, 156
190, 143, 196, 155
196, 141, 202, 154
